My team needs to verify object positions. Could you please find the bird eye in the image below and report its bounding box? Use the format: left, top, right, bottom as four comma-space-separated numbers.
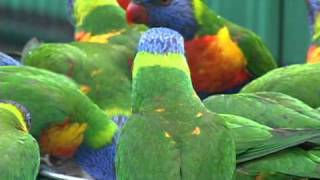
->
159, 0, 172, 6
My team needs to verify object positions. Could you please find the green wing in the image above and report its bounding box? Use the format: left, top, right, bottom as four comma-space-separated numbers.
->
218, 114, 320, 163
23, 42, 135, 117
235, 148, 320, 179
0, 110, 40, 180
0, 66, 116, 148
241, 63, 320, 108
204, 92, 320, 128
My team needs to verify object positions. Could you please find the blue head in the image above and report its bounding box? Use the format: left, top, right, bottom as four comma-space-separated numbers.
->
126, 0, 197, 40
0, 52, 21, 66
138, 27, 185, 54
307, 0, 320, 34
75, 116, 128, 180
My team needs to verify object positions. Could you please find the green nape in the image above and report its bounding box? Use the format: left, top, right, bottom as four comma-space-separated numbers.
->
117, 51, 236, 179
74, 0, 120, 27
192, 0, 277, 76
0, 106, 40, 180
80, 5, 128, 34
0, 66, 117, 148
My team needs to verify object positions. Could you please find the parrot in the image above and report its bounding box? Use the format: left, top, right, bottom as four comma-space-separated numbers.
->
0, 100, 40, 180
306, 0, 320, 64
204, 92, 320, 179
24, 42, 136, 118
117, 27, 320, 180
0, 66, 121, 179
241, 63, 320, 108
124, 0, 278, 97
23, 0, 145, 118
0, 52, 21, 66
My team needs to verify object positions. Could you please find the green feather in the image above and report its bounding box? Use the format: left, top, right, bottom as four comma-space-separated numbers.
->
0, 66, 117, 148
241, 63, 320, 108
0, 103, 40, 180
23, 42, 137, 117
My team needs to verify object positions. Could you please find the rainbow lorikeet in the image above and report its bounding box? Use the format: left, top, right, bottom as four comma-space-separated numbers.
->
0, 52, 21, 66
241, 63, 320, 108
0, 66, 121, 179
124, 0, 278, 96
116, 27, 320, 180
24, 0, 144, 118
0, 100, 40, 180
307, 0, 320, 64
204, 92, 320, 179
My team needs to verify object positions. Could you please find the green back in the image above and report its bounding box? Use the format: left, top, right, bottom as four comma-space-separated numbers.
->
23, 41, 138, 117
0, 66, 116, 148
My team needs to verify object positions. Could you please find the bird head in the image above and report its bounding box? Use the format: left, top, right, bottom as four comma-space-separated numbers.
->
126, 0, 198, 39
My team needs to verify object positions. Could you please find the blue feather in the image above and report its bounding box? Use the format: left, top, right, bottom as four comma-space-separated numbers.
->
0, 52, 21, 66
133, 0, 197, 40
138, 27, 185, 54
307, 0, 320, 35
75, 116, 129, 180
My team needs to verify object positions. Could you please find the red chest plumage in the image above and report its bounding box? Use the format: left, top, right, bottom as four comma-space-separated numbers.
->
185, 28, 251, 93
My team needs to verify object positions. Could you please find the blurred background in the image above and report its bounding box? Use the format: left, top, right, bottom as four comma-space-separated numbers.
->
0, 0, 310, 65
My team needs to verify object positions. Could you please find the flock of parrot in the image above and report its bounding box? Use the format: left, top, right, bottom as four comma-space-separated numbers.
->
1, 0, 320, 179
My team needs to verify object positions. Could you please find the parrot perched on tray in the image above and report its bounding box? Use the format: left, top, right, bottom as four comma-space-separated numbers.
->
0, 66, 122, 179
306, 0, 320, 64
0, 100, 40, 180
116, 27, 320, 180
241, 63, 320, 108
0, 52, 21, 66
124, 0, 278, 96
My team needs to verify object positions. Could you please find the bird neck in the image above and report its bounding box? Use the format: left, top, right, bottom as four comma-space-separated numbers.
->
307, 0, 320, 42
73, 97, 118, 149
0, 110, 24, 133
73, 0, 121, 28
0, 104, 28, 132
132, 52, 204, 114
192, 0, 228, 36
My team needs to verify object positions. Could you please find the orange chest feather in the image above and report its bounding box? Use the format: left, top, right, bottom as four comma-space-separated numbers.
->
307, 45, 320, 64
185, 34, 251, 93
39, 120, 87, 158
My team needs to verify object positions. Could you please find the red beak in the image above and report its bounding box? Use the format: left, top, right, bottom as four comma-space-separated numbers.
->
117, 0, 130, 10
126, 2, 148, 25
